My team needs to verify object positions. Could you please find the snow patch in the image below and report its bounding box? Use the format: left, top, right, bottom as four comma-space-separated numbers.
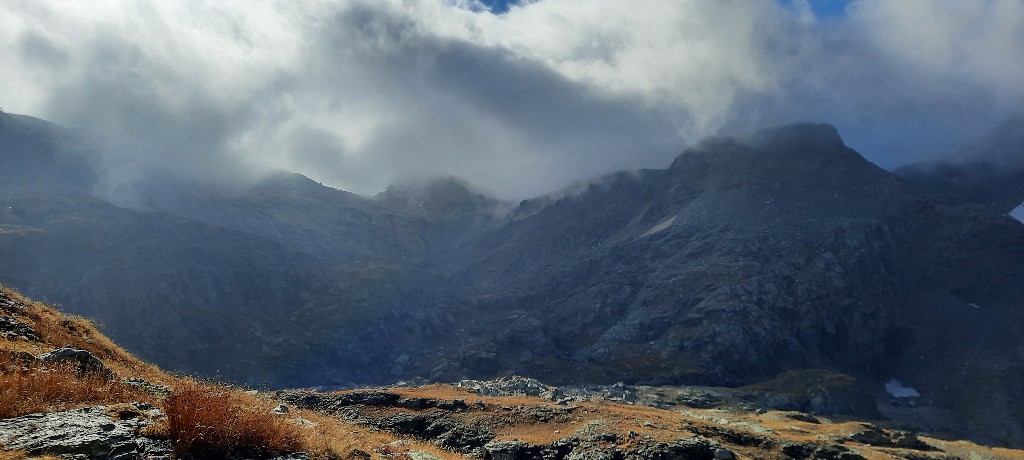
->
1011, 204, 1024, 223
642, 215, 676, 237
885, 379, 920, 398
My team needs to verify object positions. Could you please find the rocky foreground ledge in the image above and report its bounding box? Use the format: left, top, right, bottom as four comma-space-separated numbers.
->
273, 377, 967, 460
0, 369, 1002, 460
0, 370, 1018, 460
2, 287, 1022, 460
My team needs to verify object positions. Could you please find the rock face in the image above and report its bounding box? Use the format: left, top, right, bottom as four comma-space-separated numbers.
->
0, 404, 171, 459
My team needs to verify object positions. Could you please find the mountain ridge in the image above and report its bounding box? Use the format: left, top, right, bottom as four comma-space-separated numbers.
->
1, 112, 1023, 446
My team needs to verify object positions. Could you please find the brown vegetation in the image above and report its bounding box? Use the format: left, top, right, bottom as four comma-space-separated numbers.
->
163, 380, 303, 459
0, 356, 151, 419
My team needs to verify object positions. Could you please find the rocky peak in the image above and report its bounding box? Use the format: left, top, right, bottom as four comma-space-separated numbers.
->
667, 123, 895, 207
751, 122, 846, 153
378, 176, 503, 218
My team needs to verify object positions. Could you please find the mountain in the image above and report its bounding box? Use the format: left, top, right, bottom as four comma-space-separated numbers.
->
1, 113, 1023, 447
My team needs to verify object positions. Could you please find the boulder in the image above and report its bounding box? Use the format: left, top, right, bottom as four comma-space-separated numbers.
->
484, 440, 537, 460
37, 348, 115, 379
0, 405, 171, 459
846, 424, 930, 450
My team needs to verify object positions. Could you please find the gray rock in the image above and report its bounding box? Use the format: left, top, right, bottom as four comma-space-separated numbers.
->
272, 403, 290, 415
0, 315, 41, 342
484, 440, 537, 460
781, 412, 821, 424
37, 348, 115, 379
847, 424, 929, 450
270, 454, 312, 460
714, 448, 736, 460
406, 450, 441, 460
0, 405, 171, 459
782, 443, 866, 460
122, 377, 171, 396
567, 447, 621, 460
278, 389, 401, 412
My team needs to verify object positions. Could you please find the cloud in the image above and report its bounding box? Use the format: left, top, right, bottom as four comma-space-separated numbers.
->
0, 0, 1021, 199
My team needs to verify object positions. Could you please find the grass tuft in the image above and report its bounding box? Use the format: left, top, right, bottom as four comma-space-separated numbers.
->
164, 380, 303, 459
0, 355, 151, 419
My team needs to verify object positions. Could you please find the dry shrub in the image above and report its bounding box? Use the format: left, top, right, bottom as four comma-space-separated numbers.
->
0, 356, 150, 418
164, 381, 303, 459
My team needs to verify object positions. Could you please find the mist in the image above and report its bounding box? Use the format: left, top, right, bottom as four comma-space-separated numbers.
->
1, 0, 1022, 199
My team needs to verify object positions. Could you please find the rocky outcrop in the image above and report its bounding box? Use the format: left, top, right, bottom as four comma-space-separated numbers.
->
37, 348, 115, 379
481, 437, 724, 460
844, 424, 930, 450
0, 292, 41, 342
278, 390, 403, 413
0, 315, 39, 342
0, 404, 171, 459
375, 411, 495, 453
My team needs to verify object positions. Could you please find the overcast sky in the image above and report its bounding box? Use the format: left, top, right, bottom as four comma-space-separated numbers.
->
1, 0, 1022, 199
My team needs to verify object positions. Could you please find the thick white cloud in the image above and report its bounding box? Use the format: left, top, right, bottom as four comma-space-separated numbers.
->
0, 0, 1021, 199
850, 0, 1024, 96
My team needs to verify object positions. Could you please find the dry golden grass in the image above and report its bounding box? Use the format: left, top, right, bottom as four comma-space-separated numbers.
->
164, 380, 304, 459
0, 357, 153, 419
295, 409, 455, 460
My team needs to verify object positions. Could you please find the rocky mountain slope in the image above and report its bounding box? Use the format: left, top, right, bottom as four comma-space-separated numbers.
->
3, 287, 1023, 460
0, 112, 1022, 447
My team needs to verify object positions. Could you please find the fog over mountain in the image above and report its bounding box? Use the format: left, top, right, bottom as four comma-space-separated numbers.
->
1, 0, 1022, 199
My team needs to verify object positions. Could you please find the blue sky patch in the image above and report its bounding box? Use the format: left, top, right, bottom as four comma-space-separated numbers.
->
780, 0, 852, 18
479, 0, 519, 14
480, 0, 852, 17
